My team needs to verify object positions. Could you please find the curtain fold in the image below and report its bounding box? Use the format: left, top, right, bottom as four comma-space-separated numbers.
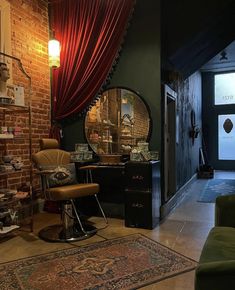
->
50, 0, 135, 126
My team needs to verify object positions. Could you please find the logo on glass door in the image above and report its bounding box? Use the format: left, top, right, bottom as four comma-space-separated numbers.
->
219, 114, 235, 160
223, 118, 233, 133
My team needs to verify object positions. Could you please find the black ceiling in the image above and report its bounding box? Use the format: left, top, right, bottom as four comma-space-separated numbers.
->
162, 0, 235, 78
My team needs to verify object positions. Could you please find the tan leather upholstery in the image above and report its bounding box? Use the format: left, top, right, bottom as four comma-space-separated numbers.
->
32, 138, 99, 200
40, 138, 59, 150
32, 149, 70, 167
33, 138, 69, 167
32, 138, 107, 242
47, 183, 99, 200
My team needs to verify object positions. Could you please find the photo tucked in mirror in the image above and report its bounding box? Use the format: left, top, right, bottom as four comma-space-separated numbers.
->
84, 87, 151, 155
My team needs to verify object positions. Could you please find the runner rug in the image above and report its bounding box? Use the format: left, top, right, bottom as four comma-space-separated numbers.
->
0, 233, 197, 290
198, 178, 235, 203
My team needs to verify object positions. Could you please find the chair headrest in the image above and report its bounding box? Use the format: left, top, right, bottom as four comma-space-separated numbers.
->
40, 138, 59, 150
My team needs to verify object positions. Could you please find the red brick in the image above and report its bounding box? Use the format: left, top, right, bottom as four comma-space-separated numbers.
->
0, 0, 51, 189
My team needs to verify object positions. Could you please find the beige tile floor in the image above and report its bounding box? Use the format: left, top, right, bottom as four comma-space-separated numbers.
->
0, 170, 234, 289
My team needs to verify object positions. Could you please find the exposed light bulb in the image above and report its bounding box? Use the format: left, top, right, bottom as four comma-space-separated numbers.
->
48, 39, 60, 68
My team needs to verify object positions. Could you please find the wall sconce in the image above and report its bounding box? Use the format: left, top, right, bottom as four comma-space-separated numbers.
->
48, 38, 60, 68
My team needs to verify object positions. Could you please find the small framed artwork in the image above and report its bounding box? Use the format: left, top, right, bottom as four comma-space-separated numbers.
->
6, 84, 15, 104
14, 85, 25, 106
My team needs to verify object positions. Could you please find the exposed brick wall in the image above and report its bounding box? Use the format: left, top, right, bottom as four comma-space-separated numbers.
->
0, 0, 51, 189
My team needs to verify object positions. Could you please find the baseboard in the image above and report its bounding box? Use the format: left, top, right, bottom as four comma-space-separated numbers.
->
160, 173, 197, 220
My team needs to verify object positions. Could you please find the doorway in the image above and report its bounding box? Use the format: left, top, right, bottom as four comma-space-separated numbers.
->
163, 84, 177, 202
202, 71, 235, 170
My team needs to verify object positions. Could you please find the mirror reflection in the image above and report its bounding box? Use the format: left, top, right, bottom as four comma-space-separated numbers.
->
84, 87, 151, 155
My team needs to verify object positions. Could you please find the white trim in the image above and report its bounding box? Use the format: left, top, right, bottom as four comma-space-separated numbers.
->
0, 0, 12, 82
0, 0, 11, 55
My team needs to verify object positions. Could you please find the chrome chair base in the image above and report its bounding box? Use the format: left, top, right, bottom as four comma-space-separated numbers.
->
38, 223, 97, 242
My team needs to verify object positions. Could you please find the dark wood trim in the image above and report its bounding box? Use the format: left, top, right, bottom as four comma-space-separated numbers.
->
160, 173, 197, 220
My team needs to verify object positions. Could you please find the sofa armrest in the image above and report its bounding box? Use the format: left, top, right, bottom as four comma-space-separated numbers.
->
215, 195, 235, 227
196, 260, 235, 276
195, 260, 235, 290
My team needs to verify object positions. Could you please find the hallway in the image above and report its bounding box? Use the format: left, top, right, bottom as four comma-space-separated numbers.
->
0, 171, 234, 289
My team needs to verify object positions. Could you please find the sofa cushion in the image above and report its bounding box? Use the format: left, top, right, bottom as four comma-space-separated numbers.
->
47, 183, 99, 200
199, 226, 235, 264
215, 195, 235, 227
195, 226, 235, 290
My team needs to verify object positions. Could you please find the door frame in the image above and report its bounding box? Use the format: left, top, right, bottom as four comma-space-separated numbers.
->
202, 71, 235, 169
162, 84, 177, 203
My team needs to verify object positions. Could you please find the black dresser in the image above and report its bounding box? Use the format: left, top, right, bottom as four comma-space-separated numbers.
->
124, 160, 161, 229
76, 164, 126, 218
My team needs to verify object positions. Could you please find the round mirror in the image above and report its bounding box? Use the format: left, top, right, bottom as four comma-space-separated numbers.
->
84, 87, 151, 155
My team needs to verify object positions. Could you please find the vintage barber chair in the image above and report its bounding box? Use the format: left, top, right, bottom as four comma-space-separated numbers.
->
32, 138, 107, 242
195, 194, 235, 290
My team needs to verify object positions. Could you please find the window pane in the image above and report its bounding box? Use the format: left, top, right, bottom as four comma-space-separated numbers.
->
218, 114, 235, 160
215, 73, 235, 105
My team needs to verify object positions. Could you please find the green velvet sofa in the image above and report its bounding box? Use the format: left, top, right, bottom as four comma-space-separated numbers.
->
195, 194, 235, 290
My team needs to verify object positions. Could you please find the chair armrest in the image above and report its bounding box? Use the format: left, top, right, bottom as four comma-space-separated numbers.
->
79, 165, 98, 171
34, 170, 55, 192
215, 195, 235, 227
35, 169, 55, 175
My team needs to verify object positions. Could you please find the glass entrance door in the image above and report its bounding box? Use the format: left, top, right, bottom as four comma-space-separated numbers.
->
218, 114, 235, 160
203, 71, 235, 170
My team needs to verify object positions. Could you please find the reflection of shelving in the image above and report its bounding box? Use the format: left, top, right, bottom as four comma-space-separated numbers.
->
0, 52, 33, 237
86, 120, 119, 153
119, 112, 135, 152
120, 135, 135, 139
86, 110, 136, 153
85, 88, 151, 155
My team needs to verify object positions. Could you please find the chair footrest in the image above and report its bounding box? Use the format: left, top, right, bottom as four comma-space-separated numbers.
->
38, 224, 97, 242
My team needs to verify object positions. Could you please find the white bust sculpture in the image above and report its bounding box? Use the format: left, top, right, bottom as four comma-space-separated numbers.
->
0, 62, 10, 99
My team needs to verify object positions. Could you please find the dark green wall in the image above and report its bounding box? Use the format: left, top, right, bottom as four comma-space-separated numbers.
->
176, 72, 202, 188
108, 0, 161, 151
61, 0, 161, 152
61, 119, 84, 151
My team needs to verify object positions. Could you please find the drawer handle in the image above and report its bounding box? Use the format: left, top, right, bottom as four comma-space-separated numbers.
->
132, 203, 144, 208
132, 175, 144, 180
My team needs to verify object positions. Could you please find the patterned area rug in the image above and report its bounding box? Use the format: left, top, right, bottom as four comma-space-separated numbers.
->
0, 234, 197, 290
198, 179, 235, 203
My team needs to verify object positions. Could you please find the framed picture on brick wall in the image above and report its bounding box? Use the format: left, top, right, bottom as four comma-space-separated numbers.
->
14, 85, 25, 106
6, 84, 15, 104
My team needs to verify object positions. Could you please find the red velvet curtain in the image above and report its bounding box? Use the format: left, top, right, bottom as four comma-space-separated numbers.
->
50, 0, 135, 127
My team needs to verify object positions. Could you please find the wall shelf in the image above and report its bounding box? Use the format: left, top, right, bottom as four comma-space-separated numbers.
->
0, 52, 33, 235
